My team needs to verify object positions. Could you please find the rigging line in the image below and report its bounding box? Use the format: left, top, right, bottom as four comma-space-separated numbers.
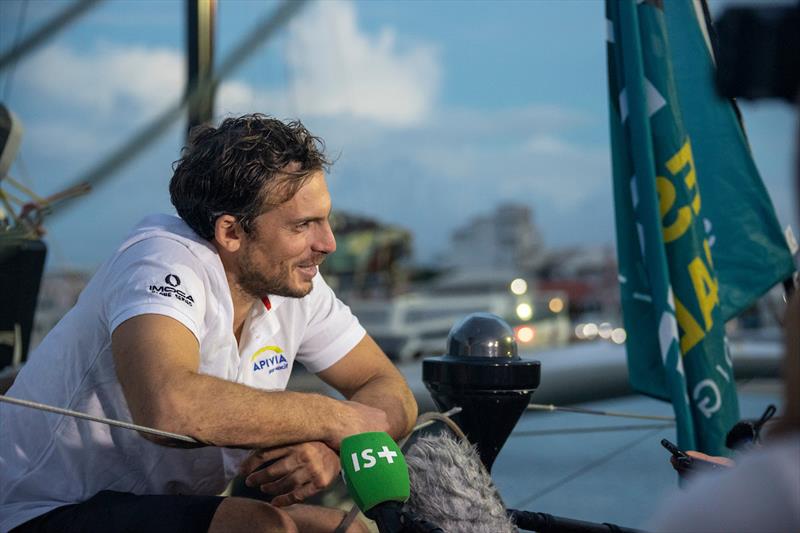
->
511, 427, 662, 510
527, 402, 675, 421
0, 0, 103, 71
0, 186, 27, 206
5, 175, 45, 203
3, 0, 28, 101
49, 0, 310, 218
511, 422, 674, 438
0, 189, 23, 224
0, 0, 103, 73
0, 394, 199, 444
0, 393, 461, 449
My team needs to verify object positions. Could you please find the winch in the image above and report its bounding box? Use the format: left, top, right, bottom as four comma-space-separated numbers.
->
422, 312, 540, 471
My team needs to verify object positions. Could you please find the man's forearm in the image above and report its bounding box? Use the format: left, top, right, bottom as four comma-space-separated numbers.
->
141, 370, 347, 449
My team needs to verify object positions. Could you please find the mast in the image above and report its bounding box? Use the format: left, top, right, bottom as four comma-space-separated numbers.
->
186, 0, 216, 138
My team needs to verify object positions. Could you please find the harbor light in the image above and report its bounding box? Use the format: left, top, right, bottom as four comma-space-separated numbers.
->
598, 322, 613, 339
515, 325, 535, 343
582, 322, 599, 339
611, 328, 627, 344
548, 297, 564, 313
575, 324, 586, 339
510, 278, 528, 295
516, 303, 533, 321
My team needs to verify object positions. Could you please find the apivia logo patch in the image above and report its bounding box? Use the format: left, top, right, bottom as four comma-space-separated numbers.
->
250, 345, 289, 375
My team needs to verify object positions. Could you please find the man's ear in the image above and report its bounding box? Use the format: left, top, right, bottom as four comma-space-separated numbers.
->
213, 214, 243, 253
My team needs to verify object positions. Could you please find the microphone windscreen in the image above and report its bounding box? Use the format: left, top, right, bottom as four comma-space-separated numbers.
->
339, 431, 410, 513
403, 431, 517, 532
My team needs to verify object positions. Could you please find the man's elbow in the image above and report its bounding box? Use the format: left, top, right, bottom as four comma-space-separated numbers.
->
400, 387, 419, 437
138, 431, 206, 448
128, 383, 195, 440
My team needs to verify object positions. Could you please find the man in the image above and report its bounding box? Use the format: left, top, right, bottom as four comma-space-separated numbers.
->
0, 114, 418, 532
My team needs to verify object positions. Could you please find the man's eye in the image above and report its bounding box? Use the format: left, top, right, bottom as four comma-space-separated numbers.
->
296, 221, 310, 229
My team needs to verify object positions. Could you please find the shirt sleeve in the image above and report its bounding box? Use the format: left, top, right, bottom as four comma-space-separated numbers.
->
295, 273, 366, 373
103, 237, 207, 342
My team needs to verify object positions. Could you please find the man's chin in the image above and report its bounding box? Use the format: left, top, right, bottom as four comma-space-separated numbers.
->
275, 278, 313, 299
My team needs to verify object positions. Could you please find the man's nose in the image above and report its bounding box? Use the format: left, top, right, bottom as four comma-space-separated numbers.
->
313, 221, 336, 254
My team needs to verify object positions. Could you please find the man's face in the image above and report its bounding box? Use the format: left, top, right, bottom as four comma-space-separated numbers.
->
236, 171, 336, 299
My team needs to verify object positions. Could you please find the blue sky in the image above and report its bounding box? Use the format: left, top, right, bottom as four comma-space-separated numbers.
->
0, 0, 796, 270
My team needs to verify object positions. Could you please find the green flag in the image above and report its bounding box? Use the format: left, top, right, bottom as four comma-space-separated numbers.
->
606, 0, 794, 455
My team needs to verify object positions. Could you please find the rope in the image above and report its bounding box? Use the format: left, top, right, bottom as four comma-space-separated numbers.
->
511, 422, 674, 438
527, 402, 675, 422
0, 189, 22, 225
399, 407, 466, 450
3, 0, 28, 100
49, 0, 309, 218
511, 427, 663, 509
5, 175, 47, 204
0, 394, 200, 444
0, 0, 103, 72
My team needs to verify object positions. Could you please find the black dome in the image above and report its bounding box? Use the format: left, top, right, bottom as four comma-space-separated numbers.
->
446, 312, 518, 358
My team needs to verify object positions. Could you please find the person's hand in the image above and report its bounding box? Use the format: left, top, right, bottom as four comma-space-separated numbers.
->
670, 450, 735, 476
329, 400, 391, 448
239, 441, 340, 506
685, 451, 735, 467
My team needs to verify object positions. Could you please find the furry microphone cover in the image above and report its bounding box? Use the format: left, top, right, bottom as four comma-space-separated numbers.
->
402, 432, 517, 532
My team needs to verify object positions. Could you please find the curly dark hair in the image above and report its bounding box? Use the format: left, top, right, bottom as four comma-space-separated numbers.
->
169, 114, 331, 240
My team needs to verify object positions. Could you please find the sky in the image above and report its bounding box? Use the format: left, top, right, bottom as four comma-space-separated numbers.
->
0, 0, 796, 270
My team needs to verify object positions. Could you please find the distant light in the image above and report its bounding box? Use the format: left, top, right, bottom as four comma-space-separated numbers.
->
598, 322, 613, 339
516, 326, 535, 343
548, 297, 564, 313
611, 328, 627, 344
516, 303, 534, 321
582, 323, 598, 339
575, 324, 585, 339
510, 278, 528, 295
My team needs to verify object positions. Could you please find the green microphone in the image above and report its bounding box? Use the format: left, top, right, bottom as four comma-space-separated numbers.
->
339, 431, 410, 532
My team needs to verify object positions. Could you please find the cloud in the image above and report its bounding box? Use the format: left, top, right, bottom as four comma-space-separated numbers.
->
283, 1, 440, 126
524, 134, 575, 155
216, 1, 441, 127
19, 43, 184, 122
9, 1, 612, 268
19, 0, 440, 132
314, 106, 613, 261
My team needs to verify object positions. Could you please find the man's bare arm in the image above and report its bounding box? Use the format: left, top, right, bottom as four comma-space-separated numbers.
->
316, 334, 418, 439
112, 314, 389, 449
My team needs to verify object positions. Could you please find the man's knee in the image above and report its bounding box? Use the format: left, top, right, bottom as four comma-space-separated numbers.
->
282, 504, 371, 533
209, 497, 298, 533
343, 517, 371, 533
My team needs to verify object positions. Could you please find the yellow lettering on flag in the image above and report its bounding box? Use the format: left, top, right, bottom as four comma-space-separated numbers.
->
657, 176, 692, 243
666, 139, 700, 215
658, 139, 701, 243
675, 295, 705, 354
688, 241, 719, 332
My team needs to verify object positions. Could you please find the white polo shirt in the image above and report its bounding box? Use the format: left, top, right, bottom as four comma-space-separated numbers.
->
0, 214, 366, 531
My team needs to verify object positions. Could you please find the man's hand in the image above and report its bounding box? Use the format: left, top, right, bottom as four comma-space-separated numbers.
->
240, 441, 341, 506
317, 335, 418, 441
328, 400, 391, 449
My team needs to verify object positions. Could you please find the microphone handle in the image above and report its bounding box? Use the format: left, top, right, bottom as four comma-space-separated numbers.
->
401, 513, 445, 533
366, 501, 406, 533
508, 509, 646, 533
